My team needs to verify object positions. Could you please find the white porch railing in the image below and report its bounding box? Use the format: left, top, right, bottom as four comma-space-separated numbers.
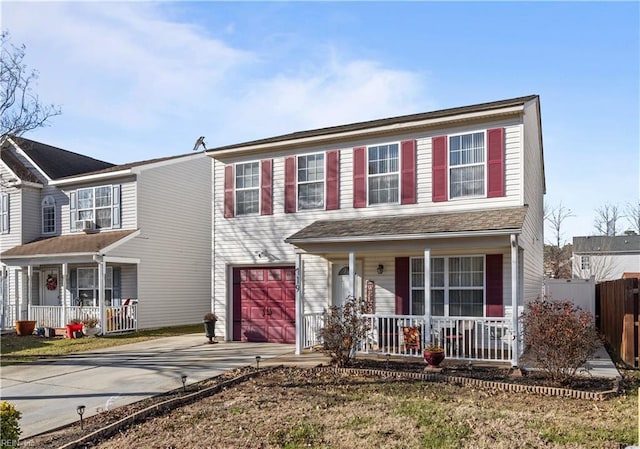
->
303, 312, 515, 364
27, 303, 138, 335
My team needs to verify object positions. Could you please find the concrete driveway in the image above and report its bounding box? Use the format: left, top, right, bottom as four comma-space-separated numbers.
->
0, 335, 294, 438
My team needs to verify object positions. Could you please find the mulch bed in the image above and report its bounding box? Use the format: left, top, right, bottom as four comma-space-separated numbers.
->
21, 358, 622, 449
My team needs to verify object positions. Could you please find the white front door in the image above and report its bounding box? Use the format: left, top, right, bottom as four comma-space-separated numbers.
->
42, 269, 60, 306
331, 261, 363, 307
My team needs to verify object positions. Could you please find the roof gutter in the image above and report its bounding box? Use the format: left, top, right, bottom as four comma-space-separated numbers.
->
285, 228, 522, 245
50, 169, 133, 186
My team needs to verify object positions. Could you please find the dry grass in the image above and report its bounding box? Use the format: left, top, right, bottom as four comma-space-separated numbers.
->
87, 367, 635, 449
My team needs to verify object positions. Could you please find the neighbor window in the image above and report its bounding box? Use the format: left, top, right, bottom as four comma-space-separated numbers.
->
368, 143, 399, 205
0, 193, 8, 234
580, 256, 590, 271
42, 195, 56, 234
449, 132, 485, 198
235, 162, 260, 216
71, 185, 120, 230
75, 267, 112, 306
410, 256, 484, 317
297, 153, 325, 210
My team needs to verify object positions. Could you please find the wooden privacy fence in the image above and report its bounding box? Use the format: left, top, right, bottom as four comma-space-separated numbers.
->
597, 278, 639, 367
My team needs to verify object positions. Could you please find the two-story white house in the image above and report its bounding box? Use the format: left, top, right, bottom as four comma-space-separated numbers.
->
1, 135, 212, 333
207, 95, 545, 366
572, 235, 640, 282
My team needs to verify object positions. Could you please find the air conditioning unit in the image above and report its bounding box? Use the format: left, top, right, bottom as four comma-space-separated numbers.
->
75, 220, 94, 232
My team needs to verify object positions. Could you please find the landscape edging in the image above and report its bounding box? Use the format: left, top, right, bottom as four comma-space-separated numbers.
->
319, 366, 619, 401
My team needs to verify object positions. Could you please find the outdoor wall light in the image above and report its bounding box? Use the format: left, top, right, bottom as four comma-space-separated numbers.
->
377, 264, 384, 275
255, 355, 261, 369
77, 405, 86, 429
181, 374, 187, 392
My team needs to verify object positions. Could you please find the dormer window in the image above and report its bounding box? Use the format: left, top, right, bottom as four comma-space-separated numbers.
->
42, 195, 56, 234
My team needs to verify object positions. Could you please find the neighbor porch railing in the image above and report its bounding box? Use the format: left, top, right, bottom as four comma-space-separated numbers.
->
303, 312, 515, 364
28, 303, 138, 335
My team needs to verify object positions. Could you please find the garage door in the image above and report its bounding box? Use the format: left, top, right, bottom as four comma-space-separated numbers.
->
232, 266, 296, 344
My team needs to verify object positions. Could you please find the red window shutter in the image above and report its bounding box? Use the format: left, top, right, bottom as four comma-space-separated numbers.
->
224, 165, 234, 218
260, 159, 273, 216
284, 156, 296, 213
353, 146, 366, 208
401, 140, 416, 204
487, 128, 505, 198
326, 150, 340, 210
395, 257, 410, 315
485, 254, 504, 317
431, 136, 447, 202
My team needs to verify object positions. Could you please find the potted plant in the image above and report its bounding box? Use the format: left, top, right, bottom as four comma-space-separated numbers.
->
203, 313, 218, 344
81, 317, 101, 337
65, 319, 84, 339
15, 320, 37, 336
423, 343, 445, 368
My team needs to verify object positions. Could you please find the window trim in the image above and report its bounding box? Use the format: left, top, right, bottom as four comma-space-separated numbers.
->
410, 255, 486, 317
447, 130, 488, 200
234, 160, 261, 216
75, 266, 113, 306
366, 141, 401, 206
41, 195, 56, 235
296, 152, 326, 211
580, 255, 590, 271
71, 184, 120, 231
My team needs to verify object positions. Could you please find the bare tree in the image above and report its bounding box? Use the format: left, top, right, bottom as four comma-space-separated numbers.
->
625, 201, 640, 235
544, 202, 575, 278
594, 202, 621, 236
1, 31, 61, 137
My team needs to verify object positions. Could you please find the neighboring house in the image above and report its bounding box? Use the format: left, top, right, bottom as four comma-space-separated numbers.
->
572, 235, 640, 282
0, 135, 212, 333
207, 95, 545, 367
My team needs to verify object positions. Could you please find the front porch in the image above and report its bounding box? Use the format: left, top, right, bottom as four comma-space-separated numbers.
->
28, 302, 138, 334
303, 313, 514, 363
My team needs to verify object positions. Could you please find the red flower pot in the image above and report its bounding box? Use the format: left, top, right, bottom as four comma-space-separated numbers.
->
423, 350, 445, 368
66, 323, 84, 339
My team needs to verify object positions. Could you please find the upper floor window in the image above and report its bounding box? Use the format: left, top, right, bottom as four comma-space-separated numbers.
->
449, 132, 485, 198
297, 153, 325, 210
0, 193, 8, 234
70, 185, 120, 231
42, 195, 56, 234
368, 143, 399, 205
235, 162, 260, 216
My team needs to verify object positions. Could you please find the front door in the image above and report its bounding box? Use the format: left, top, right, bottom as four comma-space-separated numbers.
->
233, 266, 296, 344
42, 269, 59, 306
331, 261, 363, 307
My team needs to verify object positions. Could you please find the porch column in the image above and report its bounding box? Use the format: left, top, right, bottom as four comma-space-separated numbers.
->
510, 234, 519, 367
423, 248, 431, 344
27, 265, 33, 320
348, 251, 356, 299
61, 263, 68, 326
96, 257, 106, 332
295, 253, 304, 355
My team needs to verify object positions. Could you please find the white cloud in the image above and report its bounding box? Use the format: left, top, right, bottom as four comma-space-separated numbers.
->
3, 2, 432, 160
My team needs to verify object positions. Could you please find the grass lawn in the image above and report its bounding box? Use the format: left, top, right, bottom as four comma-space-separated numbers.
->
0, 324, 202, 365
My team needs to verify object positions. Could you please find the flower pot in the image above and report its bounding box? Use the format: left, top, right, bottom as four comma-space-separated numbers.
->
15, 320, 37, 336
423, 350, 445, 368
83, 325, 100, 337
66, 323, 84, 339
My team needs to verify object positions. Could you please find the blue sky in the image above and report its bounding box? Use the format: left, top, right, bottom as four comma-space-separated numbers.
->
2, 1, 639, 242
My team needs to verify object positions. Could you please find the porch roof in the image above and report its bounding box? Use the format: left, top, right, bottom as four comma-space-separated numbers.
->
0, 230, 138, 259
285, 207, 528, 244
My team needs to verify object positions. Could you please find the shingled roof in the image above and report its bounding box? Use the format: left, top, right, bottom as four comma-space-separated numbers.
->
1, 147, 41, 183
285, 207, 528, 244
9, 136, 115, 179
1, 230, 137, 258
573, 235, 640, 254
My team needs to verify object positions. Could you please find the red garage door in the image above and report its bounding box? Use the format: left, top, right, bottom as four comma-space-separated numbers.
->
232, 266, 296, 344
